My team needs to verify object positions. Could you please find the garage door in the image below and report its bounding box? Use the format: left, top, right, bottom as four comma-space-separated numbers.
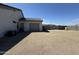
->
29, 23, 39, 32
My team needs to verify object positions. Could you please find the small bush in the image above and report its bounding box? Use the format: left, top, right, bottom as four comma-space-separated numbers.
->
5, 31, 17, 37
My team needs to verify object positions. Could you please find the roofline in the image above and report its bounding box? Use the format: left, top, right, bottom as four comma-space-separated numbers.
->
0, 3, 24, 18
0, 3, 22, 11
20, 20, 43, 22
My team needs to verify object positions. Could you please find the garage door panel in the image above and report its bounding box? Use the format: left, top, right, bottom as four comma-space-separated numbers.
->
29, 23, 39, 32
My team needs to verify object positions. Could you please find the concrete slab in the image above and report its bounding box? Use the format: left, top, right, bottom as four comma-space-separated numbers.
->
5, 30, 79, 55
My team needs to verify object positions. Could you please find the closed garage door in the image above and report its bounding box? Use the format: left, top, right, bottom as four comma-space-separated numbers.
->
29, 23, 39, 32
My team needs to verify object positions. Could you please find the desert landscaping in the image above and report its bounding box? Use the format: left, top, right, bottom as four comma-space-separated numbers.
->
4, 30, 79, 55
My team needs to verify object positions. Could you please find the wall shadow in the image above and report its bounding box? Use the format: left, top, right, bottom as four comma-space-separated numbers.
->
43, 30, 49, 32
0, 32, 31, 55
42, 30, 49, 33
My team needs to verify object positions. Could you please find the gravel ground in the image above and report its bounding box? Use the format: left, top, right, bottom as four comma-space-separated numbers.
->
5, 30, 79, 55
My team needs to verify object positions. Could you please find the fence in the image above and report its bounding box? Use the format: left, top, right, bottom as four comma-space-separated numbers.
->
65, 25, 79, 31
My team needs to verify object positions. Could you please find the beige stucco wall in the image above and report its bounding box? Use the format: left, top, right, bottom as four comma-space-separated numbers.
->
0, 8, 23, 37
24, 22, 42, 32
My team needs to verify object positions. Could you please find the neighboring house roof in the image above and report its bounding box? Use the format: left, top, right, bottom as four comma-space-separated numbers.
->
26, 18, 43, 22
25, 20, 43, 22
0, 3, 21, 11
19, 18, 43, 23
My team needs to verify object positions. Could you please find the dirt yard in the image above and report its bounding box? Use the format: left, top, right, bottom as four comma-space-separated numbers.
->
5, 30, 79, 55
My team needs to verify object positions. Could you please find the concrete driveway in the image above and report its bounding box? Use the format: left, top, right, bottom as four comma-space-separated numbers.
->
5, 30, 79, 55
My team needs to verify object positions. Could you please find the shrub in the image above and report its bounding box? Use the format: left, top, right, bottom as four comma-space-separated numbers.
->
5, 31, 17, 37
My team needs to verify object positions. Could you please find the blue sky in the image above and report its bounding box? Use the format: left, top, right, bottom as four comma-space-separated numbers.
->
5, 3, 79, 25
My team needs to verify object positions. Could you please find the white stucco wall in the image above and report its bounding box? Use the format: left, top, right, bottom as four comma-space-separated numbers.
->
0, 8, 23, 37
39, 22, 42, 31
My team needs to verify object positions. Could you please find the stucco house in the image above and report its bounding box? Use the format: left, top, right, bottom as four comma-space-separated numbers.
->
0, 4, 43, 37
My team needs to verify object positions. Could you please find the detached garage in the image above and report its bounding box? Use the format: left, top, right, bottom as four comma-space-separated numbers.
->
19, 18, 43, 32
